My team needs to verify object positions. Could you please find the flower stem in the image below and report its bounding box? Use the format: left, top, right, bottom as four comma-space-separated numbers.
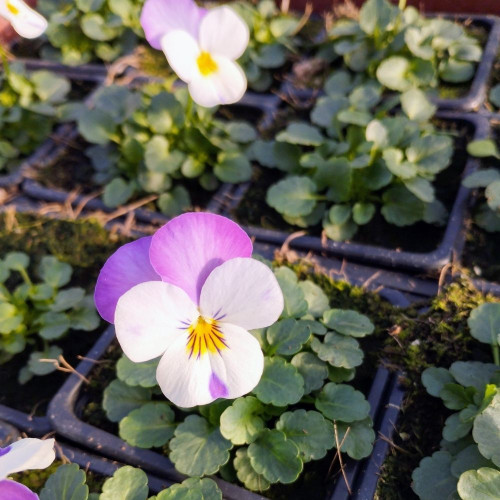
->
493, 343, 500, 366
185, 93, 194, 122
18, 268, 33, 287
399, 0, 407, 9
0, 43, 10, 76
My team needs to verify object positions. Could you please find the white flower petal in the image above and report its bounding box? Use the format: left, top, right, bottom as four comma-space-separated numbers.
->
209, 322, 264, 399
0, 438, 55, 479
200, 258, 284, 331
199, 6, 249, 60
115, 281, 198, 363
188, 57, 247, 107
0, 0, 47, 39
161, 30, 200, 83
156, 334, 213, 408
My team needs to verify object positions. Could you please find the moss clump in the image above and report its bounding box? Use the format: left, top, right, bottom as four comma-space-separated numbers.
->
11, 460, 106, 494
375, 280, 498, 500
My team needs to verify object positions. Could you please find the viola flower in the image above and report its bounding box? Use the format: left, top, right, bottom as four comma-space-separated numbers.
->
141, 0, 249, 107
0, 438, 55, 500
0, 0, 47, 39
95, 213, 284, 408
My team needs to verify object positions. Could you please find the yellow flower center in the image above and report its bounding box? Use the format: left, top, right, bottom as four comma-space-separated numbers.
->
186, 316, 227, 359
6, 1, 19, 15
197, 52, 218, 77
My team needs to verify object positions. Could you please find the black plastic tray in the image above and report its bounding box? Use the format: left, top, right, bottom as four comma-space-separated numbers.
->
47, 275, 411, 500
214, 112, 489, 274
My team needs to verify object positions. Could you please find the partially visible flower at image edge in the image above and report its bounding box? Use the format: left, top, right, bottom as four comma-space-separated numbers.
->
0, 0, 47, 39
95, 213, 284, 408
140, 0, 249, 107
0, 438, 55, 500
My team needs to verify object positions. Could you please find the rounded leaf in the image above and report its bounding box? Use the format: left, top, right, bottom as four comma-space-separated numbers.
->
315, 383, 370, 422
322, 309, 374, 338
220, 397, 265, 445
468, 303, 500, 346
100, 466, 149, 500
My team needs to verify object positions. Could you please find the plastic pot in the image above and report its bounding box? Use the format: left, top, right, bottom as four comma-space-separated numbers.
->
213, 112, 490, 274
47, 270, 412, 500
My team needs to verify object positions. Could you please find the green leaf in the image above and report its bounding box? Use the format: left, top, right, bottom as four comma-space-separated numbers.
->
440, 383, 476, 410
359, 0, 397, 35
450, 362, 500, 392
103, 178, 134, 207
467, 140, 500, 159
329, 205, 351, 226
405, 177, 435, 203
226, 122, 257, 143
315, 383, 370, 422
451, 444, 495, 478
291, 352, 328, 395
220, 396, 264, 445
214, 152, 252, 183
51, 288, 85, 312
234, 448, 271, 492
383, 149, 417, 180
276, 122, 324, 146
377, 56, 412, 92
156, 478, 222, 500
473, 392, 500, 467
5, 252, 29, 271
334, 418, 375, 460
157, 186, 191, 218
463, 169, 500, 188
406, 135, 453, 174
253, 357, 304, 406
412, 451, 458, 500
311, 332, 364, 369
266, 319, 311, 355
458, 468, 500, 500
322, 309, 374, 338
422, 367, 455, 397
352, 202, 375, 225
39, 256, 72, 288
381, 186, 425, 226
144, 136, 170, 173
0, 303, 23, 334
401, 88, 436, 122
116, 355, 159, 388
31, 71, 70, 104
485, 180, 500, 211
468, 303, 500, 346
100, 466, 148, 500
28, 346, 62, 375
490, 84, 500, 108
267, 176, 317, 218
440, 59, 475, 83
119, 402, 175, 448
37, 312, 71, 340
169, 415, 232, 476
443, 412, 473, 442
247, 429, 303, 484
298, 281, 329, 318
81, 12, 119, 41
103, 380, 152, 422
276, 410, 335, 462
78, 108, 116, 145
274, 267, 308, 319
39, 464, 88, 500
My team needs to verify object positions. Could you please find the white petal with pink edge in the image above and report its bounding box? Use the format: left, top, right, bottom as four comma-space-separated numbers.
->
200, 258, 284, 331
0, 438, 55, 479
0, 0, 47, 39
188, 57, 247, 107
114, 281, 198, 363
161, 30, 200, 83
199, 6, 249, 61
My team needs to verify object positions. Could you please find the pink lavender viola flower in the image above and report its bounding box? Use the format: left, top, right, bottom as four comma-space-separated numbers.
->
140, 0, 249, 107
95, 213, 284, 408
0, 438, 55, 500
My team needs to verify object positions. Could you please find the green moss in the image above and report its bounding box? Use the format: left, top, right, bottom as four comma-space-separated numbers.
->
11, 460, 106, 494
375, 280, 498, 500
